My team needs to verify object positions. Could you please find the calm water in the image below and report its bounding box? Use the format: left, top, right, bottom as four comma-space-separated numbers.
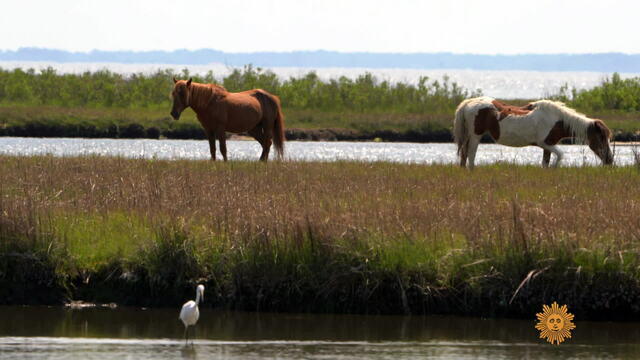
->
0, 306, 639, 359
0, 137, 637, 166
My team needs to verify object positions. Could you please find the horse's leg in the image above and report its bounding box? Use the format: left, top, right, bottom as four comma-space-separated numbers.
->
260, 121, 274, 162
216, 128, 228, 162
541, 144, 563, 167
459, 139, 468, 168
248, 126, 267, 160
466, 136, 481, 170
204, 129, 217, 161
542, 149, 551, 168
552, 146, 564, 167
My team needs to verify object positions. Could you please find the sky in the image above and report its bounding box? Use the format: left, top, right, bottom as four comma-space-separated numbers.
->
1, 0, 638, 54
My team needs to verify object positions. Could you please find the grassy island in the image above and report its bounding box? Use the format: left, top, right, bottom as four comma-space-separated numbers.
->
1, 155, 639, 320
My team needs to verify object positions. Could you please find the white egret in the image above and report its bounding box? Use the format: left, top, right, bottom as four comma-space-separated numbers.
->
179, 284, 204, 345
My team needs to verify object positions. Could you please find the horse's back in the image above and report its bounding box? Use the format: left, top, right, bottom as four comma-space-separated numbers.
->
497, 113, 549, 146
230, 89, 278, 112
222, 89, 283, 133
459, 97, 496, 121
225, 90, 261, 107
223, 91, 262, 132
456, 96, 493, 112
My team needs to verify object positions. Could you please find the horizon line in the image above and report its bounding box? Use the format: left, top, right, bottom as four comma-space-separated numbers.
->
2, 47, 640, 57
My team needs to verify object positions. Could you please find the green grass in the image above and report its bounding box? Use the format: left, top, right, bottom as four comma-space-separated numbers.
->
1, 67, 639, 140
0, 104, 451, 134
51, 212, 151, 271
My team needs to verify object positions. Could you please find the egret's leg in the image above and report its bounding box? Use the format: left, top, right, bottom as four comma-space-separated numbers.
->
184, 325, 189, 345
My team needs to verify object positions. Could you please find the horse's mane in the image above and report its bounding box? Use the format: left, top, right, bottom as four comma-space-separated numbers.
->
531, 99, 595, 143
189, 82, 228, 109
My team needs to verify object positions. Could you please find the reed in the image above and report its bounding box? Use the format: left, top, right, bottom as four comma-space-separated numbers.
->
1, 156, 639, 319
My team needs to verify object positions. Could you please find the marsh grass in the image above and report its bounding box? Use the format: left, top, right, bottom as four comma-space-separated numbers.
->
1, 67, 639, 141
0, 66, 467, 140
1, 156, 640, 318
632, 145, 640, 171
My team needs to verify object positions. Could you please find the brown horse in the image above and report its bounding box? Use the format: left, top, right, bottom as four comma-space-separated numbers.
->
170, 77, 285, 161
491, 99, 534, 120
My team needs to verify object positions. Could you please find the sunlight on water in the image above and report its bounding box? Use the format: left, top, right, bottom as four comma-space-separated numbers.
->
0, 137, 637, 167
5, 337, 634, 360
0, 307, 639, 360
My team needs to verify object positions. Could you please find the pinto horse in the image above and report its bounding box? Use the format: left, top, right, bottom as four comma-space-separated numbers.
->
454, 96, 613, 168
170, 78, 285, 161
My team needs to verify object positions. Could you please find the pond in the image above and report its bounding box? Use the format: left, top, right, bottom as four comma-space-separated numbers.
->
1, 306, 639, 359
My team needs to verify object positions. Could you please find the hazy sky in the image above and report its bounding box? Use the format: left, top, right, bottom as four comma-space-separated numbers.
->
2, 0, 638, 54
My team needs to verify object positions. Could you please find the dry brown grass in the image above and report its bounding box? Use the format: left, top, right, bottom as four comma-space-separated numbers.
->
2, 156, 638, 244
1, 155, 640, 317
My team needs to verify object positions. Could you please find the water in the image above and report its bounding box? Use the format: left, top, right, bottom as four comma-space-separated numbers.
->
0, 137, 638, 166
2, 61, 638, 99
0, 306, 638, 359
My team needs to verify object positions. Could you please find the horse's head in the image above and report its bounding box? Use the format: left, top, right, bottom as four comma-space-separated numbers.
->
170, 77, 192, 120
532, 100, 614, 166
587, 120, 614, 165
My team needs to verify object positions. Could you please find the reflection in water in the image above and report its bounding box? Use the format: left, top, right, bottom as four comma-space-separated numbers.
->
0, 307, 639, 359
1, 137, 638, 166
180, 346, 197, 359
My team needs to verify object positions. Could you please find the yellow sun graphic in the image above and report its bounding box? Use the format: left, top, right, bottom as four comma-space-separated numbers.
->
535, 302, 576, 345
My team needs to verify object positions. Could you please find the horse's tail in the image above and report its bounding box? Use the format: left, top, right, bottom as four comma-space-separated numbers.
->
255, 90, 285, 159
453, 99, 471, 156
271, 94, 285, 159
